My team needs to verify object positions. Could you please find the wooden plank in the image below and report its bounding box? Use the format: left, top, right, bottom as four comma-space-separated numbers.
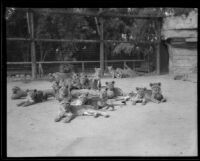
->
20, 8, 162, 19
173, 57, 197, 67
37, 61, 99, 64
106, 59, 144, 62
162, 30, 197, 40
173, 48, 197, 56
185, 37, 197, 42
173, 54, 197, 57
7, 38, 31, 41
35, 38, 99, 43
174, 55, 197, 60
7, 60, 145, 65
28, 11, 37, 79
173, 66, 195, 75
99, 12, 104, 77
156, 19, 161, 75
82, 62, 85, 73
7, 37, 159, 44
94, 17, 100, 36
7, 62, 32, 64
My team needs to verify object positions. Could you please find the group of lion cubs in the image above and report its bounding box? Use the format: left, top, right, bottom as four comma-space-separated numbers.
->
11, 68, 166, 123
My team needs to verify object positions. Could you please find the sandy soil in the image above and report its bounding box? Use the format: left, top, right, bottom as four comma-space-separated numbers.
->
7, 74, 197, 157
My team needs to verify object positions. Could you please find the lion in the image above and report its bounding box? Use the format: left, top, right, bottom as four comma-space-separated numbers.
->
16, 88, 55, 107
11, 86, 28, 99
54, 95, 110, 123
97, 88, 115, 111
70, 72, 82, 90
107, 66, 118, 79
121, 91, 137, 105
42, 89, 56, 100
104, 81, 123, 99
123, 63, 138, 77
107, 63, 137, 78
17, 89, 45, 107
56, 84, 71, 102
79, 73, 90, 89
71, 92, 89, 106
148, 82, 166, 103
48, 72, 69, 82
84, 88, 115, 111
105, 81, 116, 99
90, 68, 101, 90
115, 68, 124, 78
86, 68, 101, 90
131, 83, 166, 105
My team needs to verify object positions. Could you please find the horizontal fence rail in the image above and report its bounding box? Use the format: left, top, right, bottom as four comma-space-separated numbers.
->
6, 38, 160, 44
7, 60, 145, 75
18, 8, 163, 19
7, 60, 145, 64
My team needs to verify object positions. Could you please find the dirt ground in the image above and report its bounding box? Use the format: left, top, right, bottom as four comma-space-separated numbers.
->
7, 74, 197, 157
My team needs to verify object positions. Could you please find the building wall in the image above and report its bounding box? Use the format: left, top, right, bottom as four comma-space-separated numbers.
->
167, 45, 197, 75
162, 10, 197, 31
161, 10, 198, 75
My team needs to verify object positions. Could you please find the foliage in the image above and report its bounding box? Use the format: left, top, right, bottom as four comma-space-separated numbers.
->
103, 8, 196, 56
6, 7, 196, 62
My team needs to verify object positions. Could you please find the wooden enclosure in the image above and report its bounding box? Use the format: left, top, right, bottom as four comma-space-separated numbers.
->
167, 38, 197, 75
162, 11, 197, 75
6, 8, 163, 79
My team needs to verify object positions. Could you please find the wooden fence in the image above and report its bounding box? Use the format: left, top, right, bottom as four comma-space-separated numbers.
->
6, 8, 162, 79
7, 59, 146, 74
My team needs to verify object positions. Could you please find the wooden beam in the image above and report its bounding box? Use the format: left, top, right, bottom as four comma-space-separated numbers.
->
26, 11, 31, 34
19, 8, 162, 19
35, 38, 99, 43
156, 19, 162, 75
7, 62, 32, 64
99, 13, 104, 77
82, 62, 85, 73
94, 17, 101, 36
7, 59, 145, 64
28, 11, 37, 79
7, 37, 160, 44
7, 38, 31, 41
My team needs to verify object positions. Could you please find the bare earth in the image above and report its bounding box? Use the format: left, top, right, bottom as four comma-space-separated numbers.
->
7, 74, 197, 157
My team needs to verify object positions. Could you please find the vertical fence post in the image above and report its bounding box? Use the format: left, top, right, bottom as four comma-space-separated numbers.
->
148, 52, 150, 73
28, 10, 37, 79
100, 20, 104, 77
99, 9, 104, 77
82, 62, 85, 73
156, 18, 161, 75
123, 61, 126, 69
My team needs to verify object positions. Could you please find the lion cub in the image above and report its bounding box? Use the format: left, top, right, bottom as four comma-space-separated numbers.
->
131, 82, 166, 105
54, 93, 110, 123
11, 86, 28, 99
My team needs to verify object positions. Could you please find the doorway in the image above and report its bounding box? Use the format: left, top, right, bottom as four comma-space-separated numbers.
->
160, 40, 169, 74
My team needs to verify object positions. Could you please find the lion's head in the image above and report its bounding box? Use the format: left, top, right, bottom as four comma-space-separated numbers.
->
12, 86, 21, 94
72, 72, 80, 81
26, 89, 43, 102
99, 88, 108, 100
135, 87, 147, 99
149, 82, 161, 94
60, 97, 72, 112
57, 85, 70, 101
94, 68, 101, 78
80, 73, 89, 84
105, 81, 115, 91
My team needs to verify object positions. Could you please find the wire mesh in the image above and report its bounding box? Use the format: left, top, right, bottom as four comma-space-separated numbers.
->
6, 8, 161, 78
